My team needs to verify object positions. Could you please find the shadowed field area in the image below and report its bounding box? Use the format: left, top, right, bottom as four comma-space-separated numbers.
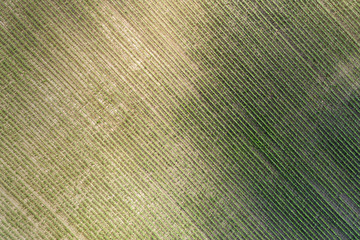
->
1, 0, 360, 239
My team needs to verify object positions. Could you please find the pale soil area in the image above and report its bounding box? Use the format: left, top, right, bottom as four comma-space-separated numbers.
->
317, 0, 360, 43
2, 0, 360, 239
0, 1, 262, 239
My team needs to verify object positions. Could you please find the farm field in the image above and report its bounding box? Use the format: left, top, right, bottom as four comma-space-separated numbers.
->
1, 0, 360, 239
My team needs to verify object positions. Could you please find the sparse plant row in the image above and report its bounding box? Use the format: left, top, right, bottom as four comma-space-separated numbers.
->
193, 0, 360, 211
69, 4, 292, 238
15, 3, 229, 238
197, 0, 358, 135
22, 1, 278, 238
73, 3, 276, 236
0, 62, 163, 239
81, 0, 352, 236
42, 1, 276, 238
181, 0, 359, 117
154, 0, 360, 236
134, 0, 358, 188
0, 123, 90, 239
253, 0, 360, 176
275, 0, 360, 91
0, 4, 217, 237
134, 2, 358, 237
0, 103, 81, 238
317, 0, 360, 42
52, 0, 360, 229
0, 15, 158, 240
0, 29, 92, 182
0, 162, 71, 239
248, 0, 360, 205
0, 2, 334, 239
0, 104, 153, 239
1, 3, 352, 238
0, 195, 35, 239
2, 0, 360, 239
240, 0, 360, 212
0, 225, 13, 240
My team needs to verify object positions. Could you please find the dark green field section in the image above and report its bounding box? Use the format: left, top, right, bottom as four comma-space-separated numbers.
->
1, 0, 360, 239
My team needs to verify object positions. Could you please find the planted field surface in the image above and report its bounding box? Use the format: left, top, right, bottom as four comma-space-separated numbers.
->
1, 0, 360, 239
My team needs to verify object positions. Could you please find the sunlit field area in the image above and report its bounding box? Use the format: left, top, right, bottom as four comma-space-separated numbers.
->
1, 0, 360, 239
